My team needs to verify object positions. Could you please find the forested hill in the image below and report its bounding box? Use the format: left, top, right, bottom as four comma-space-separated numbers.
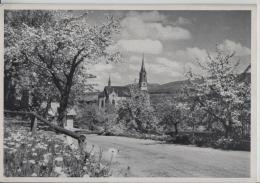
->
148, 72, 250, 94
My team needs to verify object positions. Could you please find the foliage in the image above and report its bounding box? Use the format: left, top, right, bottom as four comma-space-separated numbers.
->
5, 10, 121, 126
117, 84, 158, 133
213, 137, 250, 151
4, 11, 55, 111
166, 134, 191, 145
4, 118, 112, 177
154, 99, 189, 135
185, 47, 251, 138
76, 104, 100, 131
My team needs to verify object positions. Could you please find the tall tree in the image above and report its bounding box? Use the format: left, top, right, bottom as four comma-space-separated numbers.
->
117, 84, 157, 133
185, 47, 251, 138
5, 11, 120, 126
154, 99, 188, 135
4, 10, 54, 110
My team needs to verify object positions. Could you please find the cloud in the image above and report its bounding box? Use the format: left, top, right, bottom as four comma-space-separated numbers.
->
176, 47, 208, 63
173, 17, 192, 26
117, 39, 163, 54
125, 11, 166, 22
156, 57, 182, 70
146, 57, 183, 82
110, 72, 122, 81
120, 11, 191, 40
148, 63, 183, 79
91, 63, 114, 72
217, 39, 251, 56
148, 23, 191, 40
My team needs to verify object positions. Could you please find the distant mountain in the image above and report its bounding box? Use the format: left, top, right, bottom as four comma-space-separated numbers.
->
148, 72, 250, 94
85, 72, 250, 98
148, 80, 190, 94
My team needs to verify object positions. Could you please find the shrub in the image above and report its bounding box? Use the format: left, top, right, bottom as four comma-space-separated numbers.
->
166, 134, 191, 145
213, 137, 250, 151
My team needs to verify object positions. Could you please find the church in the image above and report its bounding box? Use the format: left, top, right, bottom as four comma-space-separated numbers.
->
98, 55, 148, 109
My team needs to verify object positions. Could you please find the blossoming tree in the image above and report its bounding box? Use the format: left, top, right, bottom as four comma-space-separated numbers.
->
5, 11, 120, 127
185, 47, 251, 138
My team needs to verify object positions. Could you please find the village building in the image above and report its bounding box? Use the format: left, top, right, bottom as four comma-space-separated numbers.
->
98, 55, 148, 109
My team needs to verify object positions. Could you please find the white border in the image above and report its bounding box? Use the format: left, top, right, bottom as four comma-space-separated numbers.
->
0, 0, 258, 5
0, 3, 258, 183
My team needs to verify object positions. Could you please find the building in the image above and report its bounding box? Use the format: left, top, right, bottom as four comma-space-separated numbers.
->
98, 55, 148, 109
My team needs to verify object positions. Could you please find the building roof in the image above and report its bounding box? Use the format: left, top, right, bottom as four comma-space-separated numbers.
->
98, 86, 131, 98
67, 108, 77, 116
98, 91, 105, 98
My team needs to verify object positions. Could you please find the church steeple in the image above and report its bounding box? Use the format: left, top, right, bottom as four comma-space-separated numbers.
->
139, 54, 148, 91
108, 76, 111, 87
141, 53, 146, 73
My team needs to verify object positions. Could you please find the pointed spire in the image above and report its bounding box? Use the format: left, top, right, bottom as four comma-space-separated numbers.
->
141, 53, 145, 72
108, 75, 111, 87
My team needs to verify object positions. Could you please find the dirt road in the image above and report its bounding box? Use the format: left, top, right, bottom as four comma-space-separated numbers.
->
84, 134, 250, 177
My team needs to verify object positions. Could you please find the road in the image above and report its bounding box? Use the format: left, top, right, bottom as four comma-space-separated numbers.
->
84, 134, 250, 177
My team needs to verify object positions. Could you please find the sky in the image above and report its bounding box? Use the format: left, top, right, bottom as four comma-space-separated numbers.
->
80, 10, 251, 91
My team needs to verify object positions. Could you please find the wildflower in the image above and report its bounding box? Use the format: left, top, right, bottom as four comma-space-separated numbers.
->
58, 172, 67, 177
29, 160, 36, 164
32, 152, 37, 156
31, 173, 37, 176
55, 156, 63, 162
43, 153, 52, 163
8, 142, 15, 146
39, 161, 46, 166
83, 166, 88, 171
83, 174, 90, 177
54, 166, 63, 174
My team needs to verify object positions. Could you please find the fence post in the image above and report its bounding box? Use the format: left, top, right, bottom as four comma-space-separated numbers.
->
30, 115, 37, 136
78, 135, 87, 155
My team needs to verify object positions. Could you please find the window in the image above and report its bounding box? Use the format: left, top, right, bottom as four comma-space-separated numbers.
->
112, 99, 115, 105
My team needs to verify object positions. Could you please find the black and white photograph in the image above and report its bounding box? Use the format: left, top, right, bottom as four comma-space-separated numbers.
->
1, 4, 257, 181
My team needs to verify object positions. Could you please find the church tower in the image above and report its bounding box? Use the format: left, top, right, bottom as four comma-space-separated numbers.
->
108, 76, 111, 87
139, 54, 148, 91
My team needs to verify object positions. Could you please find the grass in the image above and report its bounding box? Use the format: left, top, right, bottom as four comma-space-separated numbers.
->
4, 117, 112, 177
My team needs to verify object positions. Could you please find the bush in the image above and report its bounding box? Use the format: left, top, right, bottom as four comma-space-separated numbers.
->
193, 136, 214, 147
166, 134, 191, 145
213, 137, 250, 151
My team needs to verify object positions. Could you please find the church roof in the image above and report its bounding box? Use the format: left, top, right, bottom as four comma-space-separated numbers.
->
104, 86, 131, 97
98, 91, 105, 98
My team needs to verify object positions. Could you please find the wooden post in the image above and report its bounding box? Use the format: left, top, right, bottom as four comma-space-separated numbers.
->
4, 110, 86, 143
30, 115, 37, 136
78, 135, 87, 155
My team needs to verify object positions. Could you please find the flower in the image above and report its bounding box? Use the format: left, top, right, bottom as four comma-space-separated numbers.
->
29, 160, 36, 164
32, 152, 37, 156
31, 173, 37, 176
55, 156, 63, 162
54, 166, 63, 174
43, 153, 52, 163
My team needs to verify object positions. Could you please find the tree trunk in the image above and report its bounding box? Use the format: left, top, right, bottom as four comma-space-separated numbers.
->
57, 98, 68, 128
57, 86, 71, 127
43, 97, 52, 118
224, 113, 233, 138
174, 123, 178, 135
